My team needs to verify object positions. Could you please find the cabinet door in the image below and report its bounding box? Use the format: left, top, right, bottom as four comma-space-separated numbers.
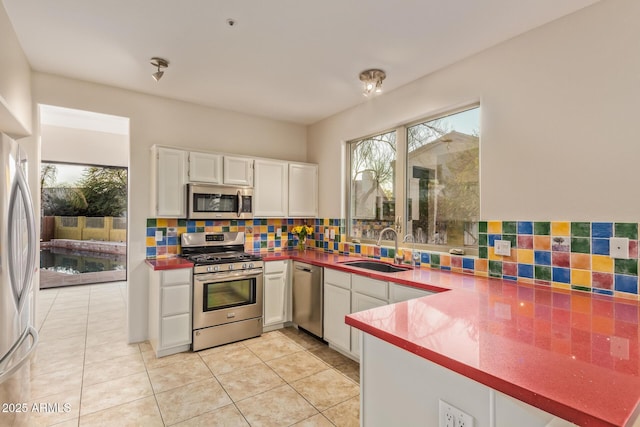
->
154, 147, 187, 217
223, 156, 254, 186
161, 313, 191, 348
264, 272, 287, 326
323, 283, 351, 353
254, 159, 288, 217
189, 152, 222, 183
351, 292, 387, 359
288, 163, 318, 217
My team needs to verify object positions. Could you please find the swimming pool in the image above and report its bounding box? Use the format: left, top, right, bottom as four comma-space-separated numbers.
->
40, 248, 126, 275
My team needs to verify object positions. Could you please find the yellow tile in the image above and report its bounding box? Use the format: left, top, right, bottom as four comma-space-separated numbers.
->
551, 221, 570, 236
552, 282, 571, 290
146, 237, 156, 246
517, 249, 534, 264
488, 221, 502, 234
571, 269, 591, 287
156, 218, 168, 227
614, 291, 639, 301
592, 255, 613, 273
488, 247, 501, 261
196, 221, 205, 227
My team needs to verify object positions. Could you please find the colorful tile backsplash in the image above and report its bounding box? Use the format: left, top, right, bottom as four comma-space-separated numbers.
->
146, 218, 640, 299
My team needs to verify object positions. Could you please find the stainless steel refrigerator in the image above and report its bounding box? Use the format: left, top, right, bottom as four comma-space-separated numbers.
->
0, 133, 38, 423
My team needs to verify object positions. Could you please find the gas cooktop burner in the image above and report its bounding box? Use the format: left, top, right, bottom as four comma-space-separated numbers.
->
187, 251, 259, 265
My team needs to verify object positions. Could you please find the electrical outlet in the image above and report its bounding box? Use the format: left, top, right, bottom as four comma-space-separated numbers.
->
276, 228, 282, 237
610, 237, 630, 259
329, 229, 336, 240
439, 400, 473, 427
494, 239, 511, 256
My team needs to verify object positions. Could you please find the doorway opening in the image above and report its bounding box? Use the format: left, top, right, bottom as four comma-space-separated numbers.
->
38, 105, 130, 289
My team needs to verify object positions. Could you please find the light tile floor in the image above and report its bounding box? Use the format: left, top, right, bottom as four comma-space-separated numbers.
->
14, 282, 360, 426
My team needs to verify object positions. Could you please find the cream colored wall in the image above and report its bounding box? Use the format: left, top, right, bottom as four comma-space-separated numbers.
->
308, 0, 640, 222
41, 125, 128, 167
0, 3, 31, 135
32, 72, 307, 342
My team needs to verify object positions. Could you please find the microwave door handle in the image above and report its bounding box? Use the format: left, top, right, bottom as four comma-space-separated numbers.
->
237, 190, 242, 217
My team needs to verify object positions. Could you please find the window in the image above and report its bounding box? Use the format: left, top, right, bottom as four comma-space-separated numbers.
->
348, 130, 397, 240
347, 105, 479, 252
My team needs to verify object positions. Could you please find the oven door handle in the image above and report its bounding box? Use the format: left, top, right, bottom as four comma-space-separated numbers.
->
194, 270, 263, 282
237, 190, 242, 217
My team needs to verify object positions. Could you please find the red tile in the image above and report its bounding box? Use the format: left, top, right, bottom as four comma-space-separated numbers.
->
518, 235, 533, 249
592, 272, 613, 290
552, 252, 570, 268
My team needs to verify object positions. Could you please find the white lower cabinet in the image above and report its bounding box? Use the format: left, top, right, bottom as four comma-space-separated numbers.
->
350, 292, 387, 359
148, 268, 192, 357
263, 260, 291, 331
323, 283, 352, 353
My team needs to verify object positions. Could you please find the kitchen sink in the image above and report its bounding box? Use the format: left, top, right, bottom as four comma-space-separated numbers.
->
340, 260, 410, 273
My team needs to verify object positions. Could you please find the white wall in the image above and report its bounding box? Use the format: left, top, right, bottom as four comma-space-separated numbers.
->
0, 3, 31, 135
32, 72, 307, 342
308, 0, 640, 222
41, 125, 128, 167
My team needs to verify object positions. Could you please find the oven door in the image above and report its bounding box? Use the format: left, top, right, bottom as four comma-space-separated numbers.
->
188, 184, 253, 220
193, 269, 263, 329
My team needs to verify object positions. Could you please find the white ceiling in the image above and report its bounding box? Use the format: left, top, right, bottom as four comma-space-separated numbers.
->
3, 0, 599, 125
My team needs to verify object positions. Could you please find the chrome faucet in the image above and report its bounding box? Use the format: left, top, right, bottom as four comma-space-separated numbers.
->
377, 217, 403, 264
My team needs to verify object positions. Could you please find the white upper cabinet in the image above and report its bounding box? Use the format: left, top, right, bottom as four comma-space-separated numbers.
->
288, 163, 318, 217
151, 146, 187, 218
223, 156, 254, 186
254, 159, 288, 217
188, 152, 222, 184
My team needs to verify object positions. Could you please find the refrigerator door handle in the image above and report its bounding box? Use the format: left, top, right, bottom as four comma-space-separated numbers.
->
7, 165, 37, 313
0, 325, 38, 384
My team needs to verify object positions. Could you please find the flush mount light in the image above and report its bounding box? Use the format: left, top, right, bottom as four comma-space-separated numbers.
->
150, 57, 169, 82
359, 69, 386, 97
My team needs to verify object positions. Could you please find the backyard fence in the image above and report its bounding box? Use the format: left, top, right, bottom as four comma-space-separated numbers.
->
44, 216, 127, 242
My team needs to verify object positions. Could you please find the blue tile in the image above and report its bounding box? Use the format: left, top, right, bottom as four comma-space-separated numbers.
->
488, 234, 502, 247
253, 242, 260, 250
275, 240, 281, 247
503, 275, 518, 282
268, 225, 274, 232
146, 227, 156, 237
187, 226, 196, 232
187, 220, 196, 227
615, 274, 638, 294
146, 247, 156, 257
381, 248, 388, 258
552, 267, 570, 284
462, 258, 475, 270
534, 251, 551, 266
593, 288, 614, 296
237, 220, 245, 226
592, 222, 613, 238
441, 266, 451, 271
592, 238, 610, 255
517, 221, 533, 235
518, 264, 534, 278
421, 253, 431, 264
260, 233, 267, 240
205, 220, 214, 226
355, 244, 361, 254
167, 236, 177, 246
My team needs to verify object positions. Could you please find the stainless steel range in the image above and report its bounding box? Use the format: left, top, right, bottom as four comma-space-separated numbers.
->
181, 232, 263, 351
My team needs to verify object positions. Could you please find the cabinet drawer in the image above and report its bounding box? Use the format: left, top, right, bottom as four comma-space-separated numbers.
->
161, 313, 191, 347
324, 268, 351, 290
161, 284, 191, 316
265, 260, 287, 274
162, 268, 191, 286
389, 283, 434, 303
352, 275, 388, 300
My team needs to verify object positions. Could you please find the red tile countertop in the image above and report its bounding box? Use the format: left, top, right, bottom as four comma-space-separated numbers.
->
145, 257, 193, 270
259, 249, 640, 427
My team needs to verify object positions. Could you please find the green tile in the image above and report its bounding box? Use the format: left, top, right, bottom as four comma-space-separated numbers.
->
388, 249, 396, 259
502, 221, 517, 234
478, 233, 487, 246
533, 222, 550, 235
502, 234, 517, 246
479, 247, 488, 259
535, 265, 552, 281
615, 223, 638, 240
222, 226, 230, 232
615, 259, 638, 276
489, 260, 502, 276
178, 219, 186, 226
260, 241, 267, 248
431, 254, 440, 266
146, 218, 157, 227
571, 285, 591, 292
570, 237, 590, 254
571, 222, 590, 237
196, 227, 205, 232
479, 221, 487, 233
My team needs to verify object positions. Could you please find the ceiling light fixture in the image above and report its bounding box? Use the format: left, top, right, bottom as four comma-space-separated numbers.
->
359, 69, 386, 97
150, 57, 169, 82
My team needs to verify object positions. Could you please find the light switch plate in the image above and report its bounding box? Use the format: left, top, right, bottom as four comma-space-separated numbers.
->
155, 230, 163, 242
610, 237, 630, 259
494, 239, 511, 256
329, 229, 336, 240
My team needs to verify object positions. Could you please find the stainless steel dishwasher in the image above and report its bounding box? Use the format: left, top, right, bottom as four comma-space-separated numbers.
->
292, 262, 323, 338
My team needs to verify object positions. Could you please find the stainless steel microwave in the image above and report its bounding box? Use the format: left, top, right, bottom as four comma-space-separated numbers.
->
187, 184, 253, 220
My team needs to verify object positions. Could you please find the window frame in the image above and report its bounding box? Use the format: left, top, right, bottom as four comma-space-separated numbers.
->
345, 103, 480, 255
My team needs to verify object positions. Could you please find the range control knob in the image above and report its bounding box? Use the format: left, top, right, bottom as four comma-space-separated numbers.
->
228, 264, 234, 270
242, 263, 247, 269
248, 263, 254, 268
213, 265, 220, 272
207, 266, 214, 272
